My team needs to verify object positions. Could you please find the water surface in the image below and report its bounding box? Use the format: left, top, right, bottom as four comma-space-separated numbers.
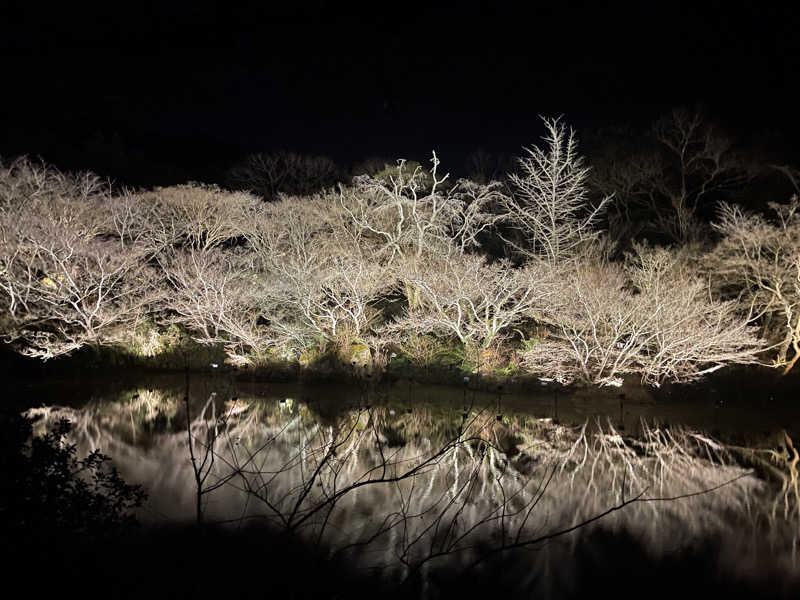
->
16, 372, 800, 596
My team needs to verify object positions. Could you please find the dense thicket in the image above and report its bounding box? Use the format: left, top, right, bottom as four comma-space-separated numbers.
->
2, 110, 797, 386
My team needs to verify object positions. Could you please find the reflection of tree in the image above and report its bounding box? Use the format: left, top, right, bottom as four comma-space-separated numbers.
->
728, 430, 800, 533
27, 394, 799, 589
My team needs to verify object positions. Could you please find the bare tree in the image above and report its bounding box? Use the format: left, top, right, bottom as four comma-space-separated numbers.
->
709, 198, 800, 373
183, 392, 251, 526
0, 158, 154, 358
244, 193, 366, 267
244, 195, 392, 350
350, 156, 394, 177
522, 250, 763, 386
770, 164, 800, 196
500, 117, 612, 263
592, 108, 753, 244
160, 247, 282, 365
653, 108, 752, 242
589, 138, 668, 243
340, 154, 505, 264
464, 149, 515, 184
0, 242, 155, 359
130, 183, 259, 252
280, 253, 389, 343
226, 151, 343, 200
387, 254, 557, 362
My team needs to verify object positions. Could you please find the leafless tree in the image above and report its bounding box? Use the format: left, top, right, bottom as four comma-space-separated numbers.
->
340, 154, 506, 264
464, 149, 515, 184
387, 253, 558, 360
522, 249, 763, 386
226, 151, 343, 200
590, 140, 667, 242
129, 183, 259, 252
281, 253, 389, 343
770, 164, 800, 196
500, 117, 613, 263
350, 156, 393, 177
0, 157, 154, 358
708, 198, 800, 373
183, 392, 254, 526
243, 195, 392, 351
159, 247, 283, 365
592, 108, 753, 244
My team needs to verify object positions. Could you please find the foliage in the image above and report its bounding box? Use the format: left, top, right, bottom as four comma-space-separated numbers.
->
0, 412, 146, 539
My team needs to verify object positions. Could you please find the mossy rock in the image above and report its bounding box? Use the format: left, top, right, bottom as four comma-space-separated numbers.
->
343, 342, 372, 368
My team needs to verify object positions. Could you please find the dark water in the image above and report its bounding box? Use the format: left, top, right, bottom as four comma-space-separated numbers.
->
14, 372, 800, 597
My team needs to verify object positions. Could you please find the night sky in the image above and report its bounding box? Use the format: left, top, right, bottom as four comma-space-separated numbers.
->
2, 1, 798, 186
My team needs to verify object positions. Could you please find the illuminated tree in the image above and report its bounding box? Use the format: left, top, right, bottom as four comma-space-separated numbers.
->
708, 198, 800, 373
388, 253, 557, 357
0, 158, 154, 358
522, 247, 763, 386
500, 117, 612, 263
159, 247, 282, 365
340, 154, 505, 264
127, 183, 259, 252
244, 194, 392, 349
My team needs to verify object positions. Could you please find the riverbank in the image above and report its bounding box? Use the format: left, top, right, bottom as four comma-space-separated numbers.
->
3, 338, 798, 403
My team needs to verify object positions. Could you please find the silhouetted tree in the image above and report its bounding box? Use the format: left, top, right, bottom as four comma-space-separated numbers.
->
226, 151, 344, 200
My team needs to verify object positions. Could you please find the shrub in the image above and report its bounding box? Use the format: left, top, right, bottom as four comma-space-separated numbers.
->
1, 412, 146, 540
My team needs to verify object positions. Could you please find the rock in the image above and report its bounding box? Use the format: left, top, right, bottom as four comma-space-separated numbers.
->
345, 342, 372, 368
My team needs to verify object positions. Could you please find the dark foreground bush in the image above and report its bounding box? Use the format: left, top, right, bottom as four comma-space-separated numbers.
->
0, 411, 146, 544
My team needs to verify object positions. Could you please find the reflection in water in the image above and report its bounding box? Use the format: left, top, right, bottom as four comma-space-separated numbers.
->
25, 384, 800, 592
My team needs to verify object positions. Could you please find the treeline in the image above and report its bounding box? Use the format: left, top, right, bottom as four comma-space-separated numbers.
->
2, 109, 799, 387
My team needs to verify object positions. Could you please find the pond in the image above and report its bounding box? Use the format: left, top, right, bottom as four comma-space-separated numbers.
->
14, 371, 800, 596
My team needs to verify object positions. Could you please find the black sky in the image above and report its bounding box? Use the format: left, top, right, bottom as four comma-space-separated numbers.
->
2, 1, 798, 186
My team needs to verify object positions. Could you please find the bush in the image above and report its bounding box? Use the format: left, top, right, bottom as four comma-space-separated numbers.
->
0, 411, 146, 541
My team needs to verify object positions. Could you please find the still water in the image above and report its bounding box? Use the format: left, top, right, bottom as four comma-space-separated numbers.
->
16, 372, 800, 594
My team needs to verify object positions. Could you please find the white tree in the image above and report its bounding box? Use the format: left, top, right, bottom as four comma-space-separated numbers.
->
522, 249, 763, 386
340, 153, 505, 264
0, 158, 153, 358
160, 247, 282, 365
501, 117, 612, 263
387, 253, 556, 358
245, 195, 391, 348
129, 183, 259, 252
709, 198, 800, 373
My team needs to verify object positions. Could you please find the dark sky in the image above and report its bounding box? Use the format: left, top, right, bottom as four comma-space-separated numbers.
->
2, 1, 798, 185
